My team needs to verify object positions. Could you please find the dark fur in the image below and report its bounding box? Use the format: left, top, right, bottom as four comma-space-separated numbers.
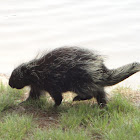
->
9, 47, 140, 107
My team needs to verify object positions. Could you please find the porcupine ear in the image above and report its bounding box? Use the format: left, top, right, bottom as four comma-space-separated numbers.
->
29, 65, 40, 81
30, 71, 39, 81
21, 64, 39, 81
21, 65, 30, 74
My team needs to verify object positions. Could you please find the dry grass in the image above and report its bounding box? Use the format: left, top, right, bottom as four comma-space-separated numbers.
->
111, 86, 140, 107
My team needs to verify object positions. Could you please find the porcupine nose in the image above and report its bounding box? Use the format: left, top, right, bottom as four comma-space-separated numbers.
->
9, 79, 14, 88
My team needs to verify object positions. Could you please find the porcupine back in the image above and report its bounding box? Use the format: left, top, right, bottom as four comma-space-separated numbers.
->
31, 47, 107, 90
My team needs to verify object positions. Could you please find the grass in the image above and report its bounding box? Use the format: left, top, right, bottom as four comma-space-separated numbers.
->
0, 113, 32, 140
0, 82, 26, 113
29, 128, 90, 140
0, 83, 140, 140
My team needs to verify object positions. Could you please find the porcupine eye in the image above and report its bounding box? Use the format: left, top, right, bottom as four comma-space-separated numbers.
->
21, 65, 30, 75
19, 72, 23, 79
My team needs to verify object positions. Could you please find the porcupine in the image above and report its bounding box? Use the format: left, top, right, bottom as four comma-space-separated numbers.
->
9, 47, 140, 107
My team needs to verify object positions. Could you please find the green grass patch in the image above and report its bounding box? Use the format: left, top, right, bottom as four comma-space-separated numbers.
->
0, 82, 25, 112
29, 128, 90, 140
0, 113, 33, 140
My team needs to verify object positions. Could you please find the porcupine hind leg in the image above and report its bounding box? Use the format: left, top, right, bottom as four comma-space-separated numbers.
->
72, 84, 93, 102
73, 84, 107, 107
73, 95, 92, 101
96, 89, 107, 108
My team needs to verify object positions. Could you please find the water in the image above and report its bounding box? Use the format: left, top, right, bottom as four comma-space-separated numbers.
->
0, 0, 140, 88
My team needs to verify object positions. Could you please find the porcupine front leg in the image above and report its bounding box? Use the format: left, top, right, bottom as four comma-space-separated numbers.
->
27, 86, 42, 99
20, 86, 42, 105
49, 91, 63, 107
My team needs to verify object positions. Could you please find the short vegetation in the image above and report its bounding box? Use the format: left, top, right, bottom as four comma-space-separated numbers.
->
0, 83, 140, 140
